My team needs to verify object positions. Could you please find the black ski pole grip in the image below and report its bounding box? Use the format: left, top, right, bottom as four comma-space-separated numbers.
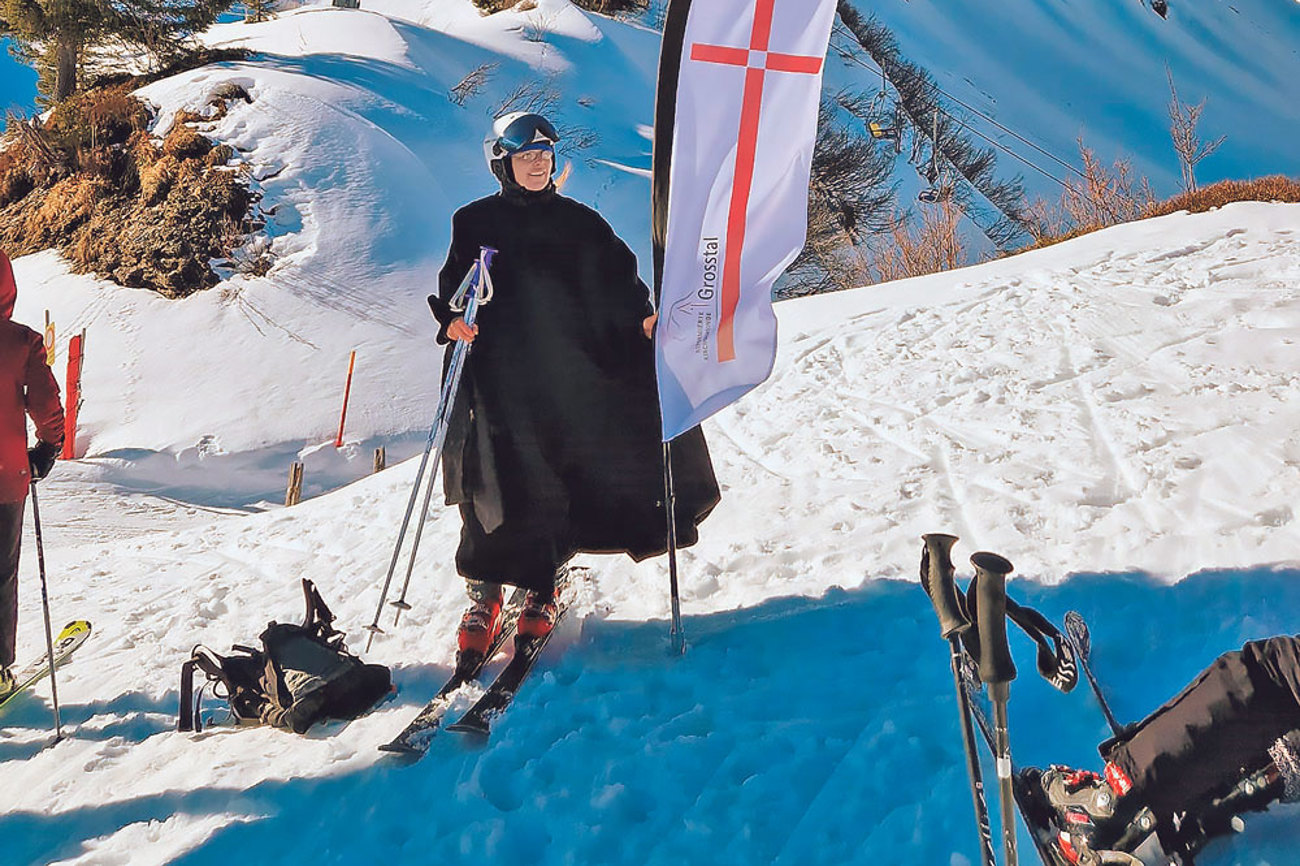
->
972, 552, 1016, 686
921, 533, 970, 639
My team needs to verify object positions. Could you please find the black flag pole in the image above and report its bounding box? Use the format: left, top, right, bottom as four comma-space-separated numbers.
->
663, 442, 684, 655
652, 0, 693, 655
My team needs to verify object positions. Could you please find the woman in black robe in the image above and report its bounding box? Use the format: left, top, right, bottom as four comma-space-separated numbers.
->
428, 113, 719, 652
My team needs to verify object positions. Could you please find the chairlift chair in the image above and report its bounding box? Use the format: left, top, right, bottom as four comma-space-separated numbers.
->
869, 121, 902, 154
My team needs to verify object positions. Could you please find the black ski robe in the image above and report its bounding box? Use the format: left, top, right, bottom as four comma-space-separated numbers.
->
429, 183, 720, 592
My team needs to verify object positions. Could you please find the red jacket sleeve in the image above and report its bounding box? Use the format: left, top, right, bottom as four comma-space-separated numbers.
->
24, 332, 64, 446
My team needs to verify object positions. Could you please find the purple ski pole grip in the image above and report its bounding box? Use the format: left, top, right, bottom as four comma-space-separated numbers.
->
972, 551, 1016, 686
479, 246, 497, 269
921, 533, 970, 639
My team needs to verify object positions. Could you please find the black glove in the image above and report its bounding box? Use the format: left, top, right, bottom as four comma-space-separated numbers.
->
28, 440, 60, 482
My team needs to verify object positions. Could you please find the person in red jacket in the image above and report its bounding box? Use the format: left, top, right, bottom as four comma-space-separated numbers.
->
0, 249, 64, 698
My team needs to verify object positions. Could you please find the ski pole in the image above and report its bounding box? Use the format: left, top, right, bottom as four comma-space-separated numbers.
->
389, 256, 494, 626
1063, 611, 1125, 738
920, 533, 997, 866
29, 484, 63, 741
972, 551, 1018, 866
364, 247, 495, 649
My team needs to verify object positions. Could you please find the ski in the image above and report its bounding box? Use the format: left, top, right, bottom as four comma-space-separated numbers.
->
379, 587, 527, 756
0, 620, 92, 713
446, 568, 581, 737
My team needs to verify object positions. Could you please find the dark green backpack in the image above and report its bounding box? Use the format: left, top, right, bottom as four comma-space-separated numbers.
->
178, 579, 391, 734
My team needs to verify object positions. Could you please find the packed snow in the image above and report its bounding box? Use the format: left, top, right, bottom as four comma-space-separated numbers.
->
2, 1, 1300, 864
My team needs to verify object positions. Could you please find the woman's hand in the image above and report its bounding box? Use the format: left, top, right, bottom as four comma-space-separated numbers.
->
448, 317, 479, 343
642, 313, 658, 340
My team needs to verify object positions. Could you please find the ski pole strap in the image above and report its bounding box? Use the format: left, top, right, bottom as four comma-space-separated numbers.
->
1005, 598, 1077, 693
448, 246, 498, 313
447, 262, 479, 312
961, 582, 1077, 692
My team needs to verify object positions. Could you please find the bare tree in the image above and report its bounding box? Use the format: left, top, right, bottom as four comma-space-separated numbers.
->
494, 78, 561, 118
867, 201, 964, 284
450, 62, 498, 107
780, 93, 899, 297
1166, 65, 1225, 193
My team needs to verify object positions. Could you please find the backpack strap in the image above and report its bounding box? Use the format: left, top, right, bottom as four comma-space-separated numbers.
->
259, 652, 292, 727
301, 578, 342, 641
178, 645, 233, 732
178, 655, 200, 732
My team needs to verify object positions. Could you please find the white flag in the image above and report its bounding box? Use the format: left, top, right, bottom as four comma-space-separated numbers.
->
652, 0, 837, 441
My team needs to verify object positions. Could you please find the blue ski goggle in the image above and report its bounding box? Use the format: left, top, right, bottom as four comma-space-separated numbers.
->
496, 113, 560, 156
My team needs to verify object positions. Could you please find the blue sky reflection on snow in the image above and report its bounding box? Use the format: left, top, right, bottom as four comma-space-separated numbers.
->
3, 569, 1295, 865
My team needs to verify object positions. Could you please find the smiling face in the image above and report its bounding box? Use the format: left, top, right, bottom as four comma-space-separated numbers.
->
510, 147, 554, 192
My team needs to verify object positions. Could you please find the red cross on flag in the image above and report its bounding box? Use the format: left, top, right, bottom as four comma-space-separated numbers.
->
652, 0, 837, 442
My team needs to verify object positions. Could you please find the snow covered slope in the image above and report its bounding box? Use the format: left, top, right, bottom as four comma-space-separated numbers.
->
2, 1, 1299, 863
5, 201, 1299, 864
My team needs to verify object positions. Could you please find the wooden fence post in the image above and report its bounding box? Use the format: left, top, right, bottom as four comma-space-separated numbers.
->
285, 462, 304, 506
44, 311, 54, 366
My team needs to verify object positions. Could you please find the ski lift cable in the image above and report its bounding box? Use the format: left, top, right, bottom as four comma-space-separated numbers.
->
828, 25, 1085, 181
926, 98, 1133, 225
830, 36, 1056, 238
828, 28, 1084, 191
829, 29, 1146, 225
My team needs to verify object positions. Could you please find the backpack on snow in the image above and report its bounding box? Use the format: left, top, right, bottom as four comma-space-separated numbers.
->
177, 579, 391, 734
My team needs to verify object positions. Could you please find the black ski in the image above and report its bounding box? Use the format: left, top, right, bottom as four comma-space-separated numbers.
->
379, 587, 527, 756
444, 611, 566, 736
445, 569, 581, 737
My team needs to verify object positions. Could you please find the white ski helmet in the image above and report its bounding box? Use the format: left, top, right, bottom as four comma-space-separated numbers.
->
483, 111, 560, 181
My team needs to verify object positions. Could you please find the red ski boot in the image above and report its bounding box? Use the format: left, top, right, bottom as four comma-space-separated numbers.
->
457, 596, 503, 659
516, 591, 558, 641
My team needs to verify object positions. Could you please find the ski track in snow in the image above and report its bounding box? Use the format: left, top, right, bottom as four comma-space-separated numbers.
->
3, 0, 1300, 862
6, 203, 1298, 866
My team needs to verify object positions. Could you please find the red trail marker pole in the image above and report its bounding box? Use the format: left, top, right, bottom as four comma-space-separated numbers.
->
334, 350, 356, 448
61, 332, 84, 460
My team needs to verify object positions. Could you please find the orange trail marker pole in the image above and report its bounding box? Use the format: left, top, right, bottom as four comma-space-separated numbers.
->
62, 333, 84, 460
335, 350, 357, 448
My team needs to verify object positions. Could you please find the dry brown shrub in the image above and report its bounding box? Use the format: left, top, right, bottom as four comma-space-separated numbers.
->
128, 130, 160, 170
1144, 175, 1300, 218
1019, 140, 1156, 252
205, 144, 235, 168
162, 123, 212, 160
0, 85, 256, 297
25, 175, 111, 242
140, 155, 181, 203
0, 145, 36, 206
45, 86, 149, 155
869, 200, 965, 283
